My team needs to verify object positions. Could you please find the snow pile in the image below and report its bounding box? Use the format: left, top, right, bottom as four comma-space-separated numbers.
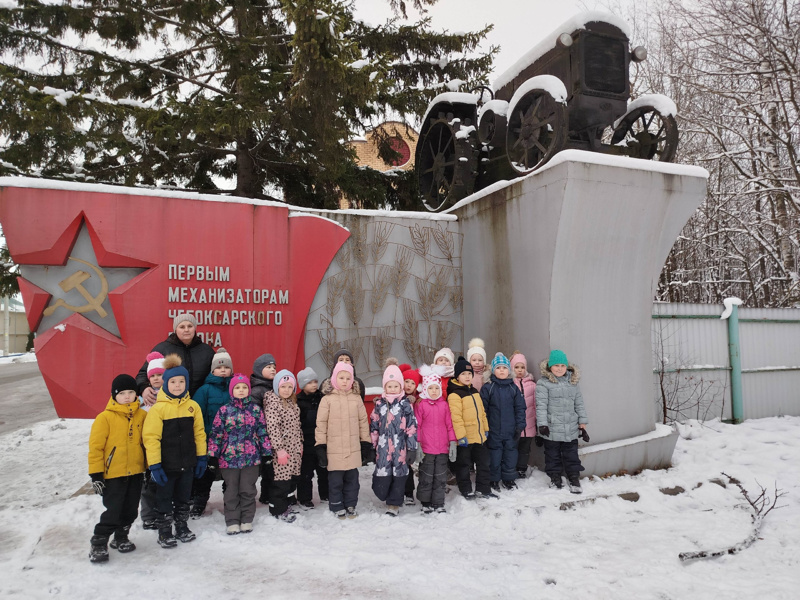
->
0, 415, 797, 598
0, 352, 37, 365
720, 297, 744, 320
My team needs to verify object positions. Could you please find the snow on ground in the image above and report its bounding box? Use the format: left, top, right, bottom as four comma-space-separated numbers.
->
0, 352, 37, 365
1, 416, 797, 599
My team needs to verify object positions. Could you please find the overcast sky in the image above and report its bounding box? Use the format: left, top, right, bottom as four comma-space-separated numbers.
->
353, 0, 617, 82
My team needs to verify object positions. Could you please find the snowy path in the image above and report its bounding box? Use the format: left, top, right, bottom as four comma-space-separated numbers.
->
1, 416, 797, 599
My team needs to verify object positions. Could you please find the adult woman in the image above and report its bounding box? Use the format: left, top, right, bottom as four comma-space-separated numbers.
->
136, 314, 216, 405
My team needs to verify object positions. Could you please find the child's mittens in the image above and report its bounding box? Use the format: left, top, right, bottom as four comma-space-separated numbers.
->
316, 444, 328, 468
276, 449, 290, 465
90, 473, 105, 496
458, 437, 469, 447
579, 428, 590, 443
538, 425, 550, 438
448, 441, 458, 462
194, 455, 208, 479
150, 463, 168, 487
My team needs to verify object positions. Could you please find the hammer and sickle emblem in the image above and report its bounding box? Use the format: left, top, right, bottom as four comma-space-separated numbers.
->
42, 257, 109, 318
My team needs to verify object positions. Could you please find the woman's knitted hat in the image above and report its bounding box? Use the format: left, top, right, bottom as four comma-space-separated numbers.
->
173, 313, 197, 331
229, 373, 251, 397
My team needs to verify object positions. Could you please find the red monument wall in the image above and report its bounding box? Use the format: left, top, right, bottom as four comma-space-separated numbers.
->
0, 180, 348, 418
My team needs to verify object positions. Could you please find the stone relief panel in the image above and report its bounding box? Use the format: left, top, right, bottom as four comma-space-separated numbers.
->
303, 214, 463, 388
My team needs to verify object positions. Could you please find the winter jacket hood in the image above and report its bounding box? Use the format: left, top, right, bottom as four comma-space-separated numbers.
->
88, 397, 147, 478
538, 359, 581, 385
321, 377, 362, 397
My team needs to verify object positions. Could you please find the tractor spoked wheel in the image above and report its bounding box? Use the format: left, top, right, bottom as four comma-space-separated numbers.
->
610, 106, 678, 162
506, 89, 567, 175
417, 116, 478, 212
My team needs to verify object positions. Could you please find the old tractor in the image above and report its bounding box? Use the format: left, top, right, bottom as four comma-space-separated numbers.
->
415, 13, 679, 212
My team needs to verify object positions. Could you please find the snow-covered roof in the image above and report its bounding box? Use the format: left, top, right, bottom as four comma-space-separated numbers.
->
494, 11, 632, 91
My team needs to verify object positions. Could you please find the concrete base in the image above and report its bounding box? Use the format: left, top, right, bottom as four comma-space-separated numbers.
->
528, 424, 679, 478
452, 151, 705, 475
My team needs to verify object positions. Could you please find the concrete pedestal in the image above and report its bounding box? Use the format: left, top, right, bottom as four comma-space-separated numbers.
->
452, 151, 706, 474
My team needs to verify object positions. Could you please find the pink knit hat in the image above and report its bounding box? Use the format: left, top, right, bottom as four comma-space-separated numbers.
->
332, 362, 354, 391
229, 373, 251, 397
382, 364, 404, 390
418, 365, 442, 400
146, 352, 165, 377
510, 352, 527, 371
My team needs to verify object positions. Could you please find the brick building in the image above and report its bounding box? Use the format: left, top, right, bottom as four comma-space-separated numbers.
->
342, 121, 418, 208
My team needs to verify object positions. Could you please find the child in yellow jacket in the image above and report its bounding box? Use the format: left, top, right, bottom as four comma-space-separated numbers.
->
87, 374, 147, 563
143, 355, 207, 549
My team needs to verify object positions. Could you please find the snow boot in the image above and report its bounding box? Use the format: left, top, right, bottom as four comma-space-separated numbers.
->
346, 507, 358, 519
422, 503, 434, 514
475, 490, 499, 499
174, 520, 196, 543
89, 535, 109, 563
240, 523, 253, 533
568, 474, 582, 495
385, 505, 400, 517
404, 495, 416, 506
335, 509, 347, 520
502, 480, 518, 491
226, 524, 241, 535
549, 474, 564, 489
516, 469, 528, 479
276, 509, 297, 523
189, 498, 206, 519
299, 500, 315, 510
434, 506, 447, 514
141, 519, 158, 530
109, 526, 136, 553
157, 524, 177, 549
490, 481, 501, 493
462, 492, 477, 501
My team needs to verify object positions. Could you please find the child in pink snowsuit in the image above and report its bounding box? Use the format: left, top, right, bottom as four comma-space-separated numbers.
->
415, 365, 457, 513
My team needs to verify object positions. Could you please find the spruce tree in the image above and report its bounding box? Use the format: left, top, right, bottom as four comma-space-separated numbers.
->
0, 0, 495, 209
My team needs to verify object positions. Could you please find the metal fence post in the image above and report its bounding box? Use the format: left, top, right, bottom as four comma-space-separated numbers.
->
727, 303, 744, 423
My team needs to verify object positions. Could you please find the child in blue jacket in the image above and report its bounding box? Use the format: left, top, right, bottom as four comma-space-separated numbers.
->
190, 348, 233, 517
480, 353, 526, 491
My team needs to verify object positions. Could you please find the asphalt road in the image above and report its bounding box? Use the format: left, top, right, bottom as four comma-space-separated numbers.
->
0, 361, 57, 435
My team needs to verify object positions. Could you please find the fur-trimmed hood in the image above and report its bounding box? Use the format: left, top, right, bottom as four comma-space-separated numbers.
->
321, 377, 362, 397
538, 359, 580, 385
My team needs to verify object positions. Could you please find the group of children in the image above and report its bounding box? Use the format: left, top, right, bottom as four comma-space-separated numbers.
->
88, 323, 589, 563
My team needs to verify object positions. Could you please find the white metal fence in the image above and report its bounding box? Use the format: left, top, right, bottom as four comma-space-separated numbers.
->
651, 302, 800, 423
